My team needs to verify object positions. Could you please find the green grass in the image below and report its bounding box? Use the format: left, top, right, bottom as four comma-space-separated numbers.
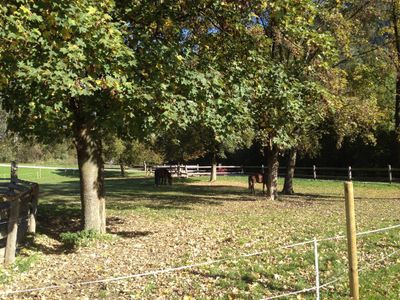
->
0, 166, 399, 299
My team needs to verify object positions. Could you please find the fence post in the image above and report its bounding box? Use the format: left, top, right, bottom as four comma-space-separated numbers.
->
261, 164, 264, 173
197, 164, 199, 171
344, 181, 360, 300
4, 198, 20, 265
144, 161, 147, 174
313, 165, 317, 180
388, 165, 392, 184
28, 185, 39, 234
348, 166, 352, 181
313, 237, 320, 300
241, 165, 244, 174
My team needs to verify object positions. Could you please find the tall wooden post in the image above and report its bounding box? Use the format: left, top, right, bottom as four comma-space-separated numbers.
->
388, 165, 392, 184
28, 185, 39, 234
344, 181, 359, 300
5, 198, 20, 265
313, 165, 317, 180
348, 166, 352, 181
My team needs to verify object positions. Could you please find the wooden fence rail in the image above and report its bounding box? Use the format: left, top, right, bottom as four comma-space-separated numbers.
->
144, 164, 400, 183
0, 163, 39, 265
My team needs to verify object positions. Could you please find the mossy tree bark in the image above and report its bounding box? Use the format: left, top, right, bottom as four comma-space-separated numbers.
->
74, 119, 106, 233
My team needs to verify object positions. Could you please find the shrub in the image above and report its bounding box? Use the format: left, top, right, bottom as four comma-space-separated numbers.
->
60, 230, 110, 249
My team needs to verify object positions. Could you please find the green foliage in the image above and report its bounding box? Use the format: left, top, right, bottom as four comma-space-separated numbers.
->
103, 137, 164, 166
60, 229, 112, 249
0, 0, 138, 143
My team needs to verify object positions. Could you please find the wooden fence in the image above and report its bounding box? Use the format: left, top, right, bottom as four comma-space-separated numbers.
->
145, 164, 400, 183
0, 165, 39, 265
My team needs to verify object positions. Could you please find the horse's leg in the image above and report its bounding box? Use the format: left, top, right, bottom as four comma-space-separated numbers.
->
248, 177, 254, 194
249, 178, 255, 195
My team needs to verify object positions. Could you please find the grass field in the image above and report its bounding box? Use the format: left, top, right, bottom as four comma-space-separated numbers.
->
0, 166, 399, 299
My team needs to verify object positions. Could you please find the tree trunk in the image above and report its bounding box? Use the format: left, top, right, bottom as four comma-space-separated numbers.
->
265, 146, 279, 200
119, 161, 126, 177
210, 154, 217, 182
75, 125, 106, 233
282, 149, 297, 195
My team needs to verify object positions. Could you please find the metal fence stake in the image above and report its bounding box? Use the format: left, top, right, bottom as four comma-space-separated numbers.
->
313, 237, 320, 300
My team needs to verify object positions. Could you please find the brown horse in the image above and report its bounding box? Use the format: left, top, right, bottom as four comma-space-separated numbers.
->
248, 173, 266, 194
155, 168, 172, 186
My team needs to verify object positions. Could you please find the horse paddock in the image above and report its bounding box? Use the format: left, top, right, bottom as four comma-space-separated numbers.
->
0, 168, 399, 299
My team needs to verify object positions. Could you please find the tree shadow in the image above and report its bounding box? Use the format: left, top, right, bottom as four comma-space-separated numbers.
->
107, 230, 153, 239
53, 169, 123, 179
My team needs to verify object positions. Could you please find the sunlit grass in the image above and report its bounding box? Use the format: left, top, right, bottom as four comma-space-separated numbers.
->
0, 165, 399, 299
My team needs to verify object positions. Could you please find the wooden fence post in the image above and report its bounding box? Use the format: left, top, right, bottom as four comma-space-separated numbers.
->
261, 164, 264, 173
28, 185, 39, 234
388, 165, 392, 184
4, 198, 20, 265
313, 165, 317, 180
348, 166, 352, 181
344, 181, 360, 300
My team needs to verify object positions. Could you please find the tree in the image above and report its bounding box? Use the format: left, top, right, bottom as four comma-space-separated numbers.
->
333, 0, 399, 165
103, 137, 164, 176
116, 1, 254, 182
1, 1, 138, 232
237, 1, 345, 200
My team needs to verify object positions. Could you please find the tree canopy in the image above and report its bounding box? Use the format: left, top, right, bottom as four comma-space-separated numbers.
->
0, 0, 398, 229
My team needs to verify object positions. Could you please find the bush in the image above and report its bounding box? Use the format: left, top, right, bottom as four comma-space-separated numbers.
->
60, 230, 110, 249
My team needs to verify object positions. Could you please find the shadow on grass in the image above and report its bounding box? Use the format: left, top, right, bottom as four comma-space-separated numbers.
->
31, 176, 253, 254
108, 230, 154, 239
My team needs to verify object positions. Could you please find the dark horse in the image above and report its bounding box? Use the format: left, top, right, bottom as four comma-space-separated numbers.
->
155, 168, 172, 186
248, 173, 266, 194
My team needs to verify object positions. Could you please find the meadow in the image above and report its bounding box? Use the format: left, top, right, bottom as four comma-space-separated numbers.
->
0, 166, 399, 299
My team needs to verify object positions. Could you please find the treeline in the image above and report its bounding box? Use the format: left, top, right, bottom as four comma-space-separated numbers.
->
0, 1, 399, 232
